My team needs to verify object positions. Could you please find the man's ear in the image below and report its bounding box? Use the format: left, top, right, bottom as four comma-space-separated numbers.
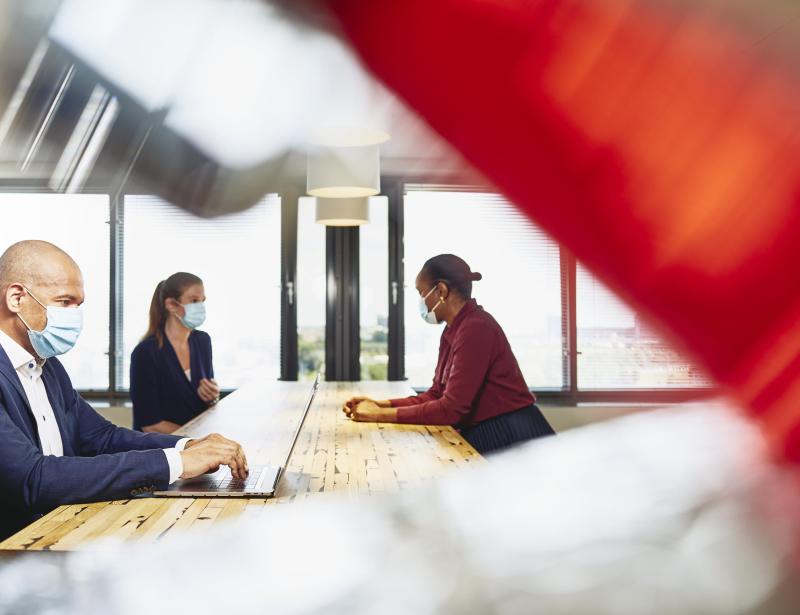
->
5, 283, 24, 313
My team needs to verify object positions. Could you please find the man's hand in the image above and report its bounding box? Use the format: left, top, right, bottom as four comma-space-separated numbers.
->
197, 378, 221, 404
180, 433, 248, 480
342, 400, 398, 423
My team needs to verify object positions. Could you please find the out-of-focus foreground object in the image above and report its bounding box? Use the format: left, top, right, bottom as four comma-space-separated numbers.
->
321, 0, 800, 463
0, 0, 468, 216
1, 401, 799, 613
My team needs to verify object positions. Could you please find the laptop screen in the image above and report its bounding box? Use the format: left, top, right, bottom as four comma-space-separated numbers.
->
281, 373, 320, 469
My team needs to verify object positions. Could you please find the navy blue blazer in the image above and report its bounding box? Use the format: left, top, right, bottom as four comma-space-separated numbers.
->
129, 330, 214, 431
0, 346, 180, 540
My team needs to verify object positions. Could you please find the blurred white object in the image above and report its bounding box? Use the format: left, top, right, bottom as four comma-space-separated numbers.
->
49, 0, 395, 168
309, 127, 391, 148
1, 400, 798, 614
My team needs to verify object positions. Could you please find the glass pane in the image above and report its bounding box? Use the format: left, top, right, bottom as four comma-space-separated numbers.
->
122, 195, 281, 389
297, 196, 326, 380
404, 189, 564, 389
0, 193, 110, 390
359, 196, 388, 380
577, 265, 711, 388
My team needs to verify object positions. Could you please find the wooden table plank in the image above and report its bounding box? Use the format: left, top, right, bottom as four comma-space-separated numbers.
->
168, 499, 212, 535
128, 499, 195, 544
1, 380, 482, 551
0, 504, 99, 551
49, 500, 159, 550
3, 502, 110, 551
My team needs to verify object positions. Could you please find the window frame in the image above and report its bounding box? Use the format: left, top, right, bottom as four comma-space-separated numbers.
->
0, 183, 116, 398
394, 179, 717, 404
0, 179, 717, 404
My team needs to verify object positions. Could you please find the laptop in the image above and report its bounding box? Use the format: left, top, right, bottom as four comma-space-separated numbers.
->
154, 373, 320, 498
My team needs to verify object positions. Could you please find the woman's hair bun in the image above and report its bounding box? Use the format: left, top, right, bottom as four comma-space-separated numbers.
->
422, 254, 480, 298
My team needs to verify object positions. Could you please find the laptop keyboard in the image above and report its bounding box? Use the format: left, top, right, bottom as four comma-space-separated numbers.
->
212, 467, 264, 491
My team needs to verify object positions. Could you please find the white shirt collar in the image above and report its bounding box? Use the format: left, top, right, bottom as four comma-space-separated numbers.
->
0, 326, 38, 371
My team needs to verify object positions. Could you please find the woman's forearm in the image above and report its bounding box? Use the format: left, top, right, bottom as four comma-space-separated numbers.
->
142, 420, 182, 434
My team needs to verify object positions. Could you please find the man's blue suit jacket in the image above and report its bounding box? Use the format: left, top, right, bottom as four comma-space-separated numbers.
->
0, 345, 180, 540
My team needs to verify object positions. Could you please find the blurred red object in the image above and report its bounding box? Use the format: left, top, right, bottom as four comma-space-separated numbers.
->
325, 0, 800, 461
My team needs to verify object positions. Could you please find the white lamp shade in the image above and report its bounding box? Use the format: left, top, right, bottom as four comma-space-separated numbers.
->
315, 197, 369, 226
307, 144, 380, 198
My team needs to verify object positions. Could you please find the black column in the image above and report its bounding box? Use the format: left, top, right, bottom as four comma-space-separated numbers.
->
280, 186, 300, 381
386, 179, 405, 381
325, 226, 360, 381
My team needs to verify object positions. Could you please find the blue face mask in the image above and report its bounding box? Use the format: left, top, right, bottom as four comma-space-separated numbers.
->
419, 285, 443, 325
17, 287, 84, 359
178, 302, 206, 330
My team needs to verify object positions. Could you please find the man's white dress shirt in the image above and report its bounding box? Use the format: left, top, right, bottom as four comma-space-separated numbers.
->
0, 328, 188, 483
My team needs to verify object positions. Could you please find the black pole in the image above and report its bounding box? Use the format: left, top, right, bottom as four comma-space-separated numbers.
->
325, 226, 360, 380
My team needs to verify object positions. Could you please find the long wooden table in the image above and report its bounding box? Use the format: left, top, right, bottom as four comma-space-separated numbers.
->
0, 380, 482, 551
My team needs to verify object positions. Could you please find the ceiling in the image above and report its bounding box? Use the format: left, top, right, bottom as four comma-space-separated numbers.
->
0, 0, 482, 217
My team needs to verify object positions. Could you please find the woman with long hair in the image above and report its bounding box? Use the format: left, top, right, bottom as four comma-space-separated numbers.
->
130, 272, 219, 433
343, 254, 554, 455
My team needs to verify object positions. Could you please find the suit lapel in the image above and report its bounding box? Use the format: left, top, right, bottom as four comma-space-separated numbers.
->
0, 344, 41, 449
0, 344, 32, 414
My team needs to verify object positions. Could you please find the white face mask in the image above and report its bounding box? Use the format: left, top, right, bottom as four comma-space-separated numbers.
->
17, 286, 84, 359
418, 285, 443, 325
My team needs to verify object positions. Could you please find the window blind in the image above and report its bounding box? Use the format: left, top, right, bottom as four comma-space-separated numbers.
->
576, 264, 711, 389
122, 194, 281, 389
403, 187, 565, 389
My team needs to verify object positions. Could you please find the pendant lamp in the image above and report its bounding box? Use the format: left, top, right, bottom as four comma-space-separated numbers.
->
315, 196, 369, 226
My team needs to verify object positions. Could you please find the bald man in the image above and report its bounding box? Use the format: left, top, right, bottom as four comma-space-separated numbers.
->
0, 240, 248, 540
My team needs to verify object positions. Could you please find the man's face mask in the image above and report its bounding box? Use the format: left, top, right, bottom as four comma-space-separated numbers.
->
17, 286, 84, 359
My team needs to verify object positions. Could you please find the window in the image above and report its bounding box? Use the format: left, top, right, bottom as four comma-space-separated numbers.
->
359, 196, 389, 380
122, 194, 281, 389
576, 265, 710, 389
0, 193, 110, 390
0, 185, 713, 400
296, 196, 326, 380
403, 188, 564, 390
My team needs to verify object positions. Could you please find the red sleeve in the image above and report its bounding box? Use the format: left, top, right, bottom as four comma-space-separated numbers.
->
389, 389, 439, 408
396, 322, 496, 425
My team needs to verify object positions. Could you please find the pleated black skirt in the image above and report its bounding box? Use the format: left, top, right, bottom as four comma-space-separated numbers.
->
460, 404, 555, 455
